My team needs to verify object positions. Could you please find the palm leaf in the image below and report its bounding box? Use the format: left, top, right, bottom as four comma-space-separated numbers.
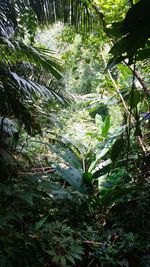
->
0, 0, 78, 135
0, 37, 63, 79
10, 72, 54, 100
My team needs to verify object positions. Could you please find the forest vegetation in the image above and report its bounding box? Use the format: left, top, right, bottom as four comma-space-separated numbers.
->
0, 0, 150, 266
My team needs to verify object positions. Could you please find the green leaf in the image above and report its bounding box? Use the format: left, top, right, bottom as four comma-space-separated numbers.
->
105, 22, 123, 37
101, 115, 111, 138
96, 147, 110, 161
83, 171, 93, 182
106, 56, 124, 70
98, 174, 108, 190
136, 48, 150, 61
53, 255, 61, 263
35, 216, 48, 230
20, 192, 34, 205
95, 114, 103, 129
110, 137, 125, 162
86, 132, 103, 141
51, 145, 82, 170
70, 251, 84, 258
60, 256, 66, 266
88, 147, 109, 173
55, 164, 85, 193
51, 189, 72, 200
66, 255, 76, 265
110, 37, 130, 56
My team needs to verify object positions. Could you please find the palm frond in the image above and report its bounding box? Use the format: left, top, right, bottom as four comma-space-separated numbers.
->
0, 117, 17, 137
0, 37, 63, 79
0, 36, 69, 104
0, 64, 67, 135
10, 72, 49, 97
0, 82, 35, 135
0, 0, 77, 135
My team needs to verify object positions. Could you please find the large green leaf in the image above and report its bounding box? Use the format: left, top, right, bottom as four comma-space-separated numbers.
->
55, 164, 85, 193
107, 0, 150, 66
110, 137, 125, 162
136, 47, 150, 61
51, 145, 82, 170
88, 147, 109, 173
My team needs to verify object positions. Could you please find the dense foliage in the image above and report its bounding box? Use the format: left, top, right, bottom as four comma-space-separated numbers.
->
0, 1, 150, 267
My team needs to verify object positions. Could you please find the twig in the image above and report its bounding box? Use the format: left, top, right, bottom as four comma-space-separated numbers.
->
130, 67, 150, 96
84, 240, 103, 245
87, 259, 94, 267
137, 136, 147, 155
73, 229, 102, 246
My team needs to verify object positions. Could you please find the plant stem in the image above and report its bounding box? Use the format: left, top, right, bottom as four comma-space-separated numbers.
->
100, 47, 129, 114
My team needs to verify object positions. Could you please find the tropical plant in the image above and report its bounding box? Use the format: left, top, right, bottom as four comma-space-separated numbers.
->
0, 40, 64, 132
1, 1, 150, 267
41, 220, 84, 266
107, 0, 150, 67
